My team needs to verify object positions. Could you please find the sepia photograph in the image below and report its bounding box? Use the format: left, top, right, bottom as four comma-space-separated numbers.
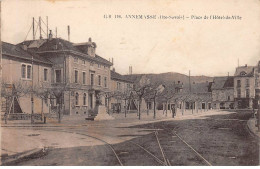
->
0, 0, 259, 166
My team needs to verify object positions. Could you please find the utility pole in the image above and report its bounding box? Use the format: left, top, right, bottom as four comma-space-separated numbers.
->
31, 53, 34, 124
32, 17, 35, 40
55, 27, 57, 38
189, 70, 191, 93
68, 25, 70, 41
39, 17, 42, 39
46, 16, 48, 39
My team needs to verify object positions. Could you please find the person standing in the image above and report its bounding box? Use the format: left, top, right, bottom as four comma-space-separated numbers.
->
171, 105, 176, 118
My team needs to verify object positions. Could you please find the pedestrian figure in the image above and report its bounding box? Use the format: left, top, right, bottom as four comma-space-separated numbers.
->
171, 105, 175, 118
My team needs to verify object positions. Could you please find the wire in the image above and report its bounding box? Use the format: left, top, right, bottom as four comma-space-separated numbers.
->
24, 22, 33, 41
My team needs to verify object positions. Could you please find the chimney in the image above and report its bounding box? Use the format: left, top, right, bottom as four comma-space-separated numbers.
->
89, 37, 92, 42
68, 25, 70, 41
49, 30, 53, 40
245, 64, 247, 67
112, 58, 114, 65
112, 68, 115, 72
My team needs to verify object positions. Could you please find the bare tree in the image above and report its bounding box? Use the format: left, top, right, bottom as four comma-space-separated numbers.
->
145, 83, 165, 119
1, 80, 31, 123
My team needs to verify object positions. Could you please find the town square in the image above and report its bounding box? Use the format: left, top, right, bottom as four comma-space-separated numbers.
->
0, 0, 260, 166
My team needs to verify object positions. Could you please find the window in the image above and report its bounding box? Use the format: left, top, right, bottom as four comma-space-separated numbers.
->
117, 82, 121, 90
21, 64, 26, 78
104, 77, 107, 87
44, 68, 48, 81
246, 89, 250, 98
82, 72, 86, 84
55, 70, 61, 83
227, 96, 230, 101
74, 70, 78, 83
74, 57, 78, 63
27, 65, 32, 79
98, 75, 101, 86
237, 89, 241, 98
83, 93, 87, 105
82, 60, 86, 65
75, 92, 79, 105
98, 64, 101, 68
246, 79, 250, 87
90, 74, 94, 85
237, 80, 241, 87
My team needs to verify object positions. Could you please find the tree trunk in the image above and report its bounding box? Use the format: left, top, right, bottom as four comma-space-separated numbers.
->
182, 101, 184, 115
166, 101, 168, 117
192, 102, 194, 114
138, 99, 141, 120
58, 104, 61, 123
153, 98, 156, 119
41, 98, 44, 121
124, 99, 127, 118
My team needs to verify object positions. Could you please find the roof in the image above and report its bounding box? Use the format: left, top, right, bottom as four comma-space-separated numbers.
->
18, 38, 112, 66
2, 41, 52, 65
171, 92, 212, 102
111, 70, 134, 83
234, 66, 254, 77
223, 76, 234, 88
211, 76, 234, 90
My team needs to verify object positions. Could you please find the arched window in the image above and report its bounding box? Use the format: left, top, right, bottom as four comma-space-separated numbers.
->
75, 92, 79, 105
83, 93, 87, 105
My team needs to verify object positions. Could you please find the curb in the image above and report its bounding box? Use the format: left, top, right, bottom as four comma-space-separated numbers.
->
246, 118, 260, 141
1, 148, 48, 166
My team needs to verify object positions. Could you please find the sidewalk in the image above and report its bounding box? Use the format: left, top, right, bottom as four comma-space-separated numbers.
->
247, 118, 260, 140
0, 126, 104, 165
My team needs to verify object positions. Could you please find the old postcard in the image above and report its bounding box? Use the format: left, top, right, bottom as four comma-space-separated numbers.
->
0, 0, 259, 166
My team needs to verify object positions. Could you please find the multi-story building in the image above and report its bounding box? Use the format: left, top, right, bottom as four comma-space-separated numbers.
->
20, 36, 112, 115
234, 64, 255, 109
109, 70, 134, 113
211, 76, 234, 109
1, 41, 53, 115
254, 61, 260, 108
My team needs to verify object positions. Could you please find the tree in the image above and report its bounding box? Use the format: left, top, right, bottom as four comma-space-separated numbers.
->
132, 75, 151, 120
1, 80, 31, 123
145, 83, 165, 119
159, 84, 177, 117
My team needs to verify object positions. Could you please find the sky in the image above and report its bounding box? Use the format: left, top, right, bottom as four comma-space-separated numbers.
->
1, 0, 260, 76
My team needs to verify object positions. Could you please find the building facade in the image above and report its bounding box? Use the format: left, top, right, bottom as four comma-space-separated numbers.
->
254, 61, 260, 108
1, 42, 52, 115
211, 76, 234, 109
234, 65, 255, 109
2, 35, 113, 117
109, 70, 134, 113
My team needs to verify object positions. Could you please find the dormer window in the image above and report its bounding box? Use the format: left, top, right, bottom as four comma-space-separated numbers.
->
240, 71, 247, 76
